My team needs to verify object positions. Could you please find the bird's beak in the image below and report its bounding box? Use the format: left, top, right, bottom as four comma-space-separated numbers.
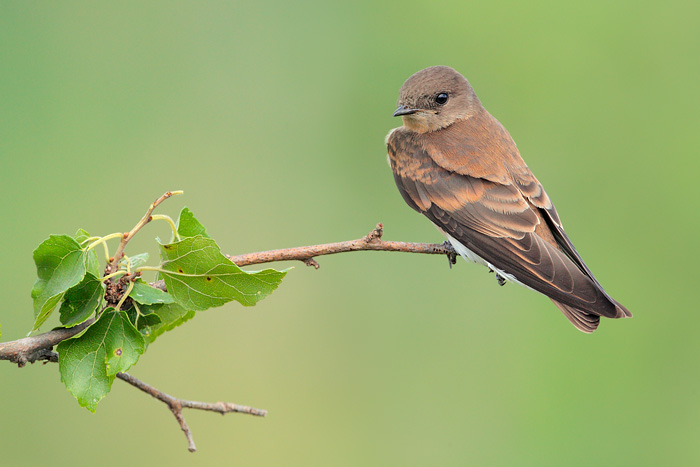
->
393, 105, 419, 117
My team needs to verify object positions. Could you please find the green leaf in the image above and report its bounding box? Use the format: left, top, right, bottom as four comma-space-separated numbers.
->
59, 273, 104, 327
103, 311, 145, 377
176, 207, 210, 238
138, 302, 196, 344
31, 235, 87, 330
126, 306, 162, 333
58, 309, 145, 412
129, 280, 174, 305
127, 252, 149, 270
74, 229, 101, 277
158, 236, 287, 310
73, 229, 92, 245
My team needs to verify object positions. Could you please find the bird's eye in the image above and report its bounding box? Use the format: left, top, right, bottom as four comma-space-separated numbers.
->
435, 93, 449, 105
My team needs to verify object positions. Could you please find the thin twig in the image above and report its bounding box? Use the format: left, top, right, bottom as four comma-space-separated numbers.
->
227, 223, 456, 268
107, 191, 182, 275
147, 223, 455, 294
116, 372, 266, 452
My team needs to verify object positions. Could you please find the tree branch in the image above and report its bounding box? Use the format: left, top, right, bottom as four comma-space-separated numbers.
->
116, 372, 266, 452
0, 319, 94, 367
227, 223, 456, 268
1, 223, 455, 366
0, 222, 456, 451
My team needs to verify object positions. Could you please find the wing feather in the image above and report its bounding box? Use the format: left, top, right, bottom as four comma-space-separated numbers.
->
388, 125, 629, 321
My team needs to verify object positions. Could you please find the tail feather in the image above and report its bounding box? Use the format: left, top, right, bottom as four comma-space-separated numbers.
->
551, 299, 600, 333
613, 301, 633, 319
551, 296, 632, 333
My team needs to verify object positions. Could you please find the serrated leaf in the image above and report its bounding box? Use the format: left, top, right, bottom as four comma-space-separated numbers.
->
31, 235, 87, 330
59, 273, 104, 327
158, 236, 287, 310
176, 207, 210, 238
58, 309, 145, 412
129, 280, 174, 305
138, 302, 195, 344
74, 229, 101, 277
127, 252, 149, 270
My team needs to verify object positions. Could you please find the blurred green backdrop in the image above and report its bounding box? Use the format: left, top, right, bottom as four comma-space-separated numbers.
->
1, 1, 698, 465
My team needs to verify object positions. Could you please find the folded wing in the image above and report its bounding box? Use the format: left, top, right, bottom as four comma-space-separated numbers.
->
388, 128, 630, 332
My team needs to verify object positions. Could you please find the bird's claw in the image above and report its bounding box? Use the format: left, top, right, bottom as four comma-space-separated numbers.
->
442, 241, 458, 269
496, 273, 506, 286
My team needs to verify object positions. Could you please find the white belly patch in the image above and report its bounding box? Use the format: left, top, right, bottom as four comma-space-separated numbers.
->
443, 232, 534, 291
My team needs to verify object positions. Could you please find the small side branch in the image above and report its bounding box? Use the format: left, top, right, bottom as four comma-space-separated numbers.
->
116, 372, 266, 452
107, 190, 182, 275
228, 223, 455, 268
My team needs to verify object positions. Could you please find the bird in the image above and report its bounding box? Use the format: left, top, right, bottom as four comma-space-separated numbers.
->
386, 66, 631, 332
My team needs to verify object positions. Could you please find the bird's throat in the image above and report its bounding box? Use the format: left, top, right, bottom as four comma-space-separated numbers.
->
401, 113, 445, 133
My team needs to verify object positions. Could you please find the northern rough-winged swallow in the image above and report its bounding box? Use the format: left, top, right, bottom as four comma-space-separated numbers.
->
386, 66, 631, 332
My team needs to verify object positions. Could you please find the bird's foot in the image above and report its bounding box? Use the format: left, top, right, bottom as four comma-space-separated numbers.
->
442, 241, 458, 269
496, 273, 507, 286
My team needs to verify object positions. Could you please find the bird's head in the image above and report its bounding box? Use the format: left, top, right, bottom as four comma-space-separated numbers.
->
393, 66, 481, 133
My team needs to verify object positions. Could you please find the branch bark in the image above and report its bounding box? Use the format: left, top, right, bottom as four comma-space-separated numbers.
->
0, 319, 94, 366
227, 223, 456, 268
116, 372, 266, 452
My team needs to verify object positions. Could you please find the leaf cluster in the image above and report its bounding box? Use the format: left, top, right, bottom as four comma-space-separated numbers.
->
29, 207, 287, 411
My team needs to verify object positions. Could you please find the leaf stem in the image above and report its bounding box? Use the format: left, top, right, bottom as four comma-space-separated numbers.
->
79, 236, 101, 246
151, 214, 180, 242
86, 232, 123, 253
102, 270, 128, 282
135, 266, 230, 278
122, 254, 133, 274
100, 241, 110, 263
134, 266, 164, 274
132, 302, 142, 328
115, 280, 135, 312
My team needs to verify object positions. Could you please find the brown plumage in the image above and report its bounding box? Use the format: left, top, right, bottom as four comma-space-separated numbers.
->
387, 66, 631, 332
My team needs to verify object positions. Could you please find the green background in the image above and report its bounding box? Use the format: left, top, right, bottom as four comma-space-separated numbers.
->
1, 1, 698, 465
